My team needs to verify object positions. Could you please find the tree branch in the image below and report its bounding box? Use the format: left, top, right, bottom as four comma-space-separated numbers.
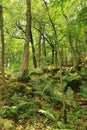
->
16, 21, 25, 33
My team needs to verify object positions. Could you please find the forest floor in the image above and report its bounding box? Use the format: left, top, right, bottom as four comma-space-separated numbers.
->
0, 64, 87, 130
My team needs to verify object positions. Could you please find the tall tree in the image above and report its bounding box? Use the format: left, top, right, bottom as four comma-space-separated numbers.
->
62, 8, 78, 68
37, 20, 42, 67
0, 5, 5, 87
0, 4, 9, 100
85, 27, 87, 46
68, 33, 78, 67
30, 30, 37, 68
43, 0, 62, 69
22, 0, 31, 76
43, 0, 67, 123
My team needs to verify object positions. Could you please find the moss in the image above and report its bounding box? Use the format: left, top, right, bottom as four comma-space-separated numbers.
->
17, 75, 31, 82
7, 82, 33, 97
0, 117, 14, 130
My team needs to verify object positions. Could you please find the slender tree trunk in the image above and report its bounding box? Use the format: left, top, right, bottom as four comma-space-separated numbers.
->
54, 46, 58, 66
65, 47, 68, 66
43, 1, 67, 123
69, 34, 78, 68
0, 5, 5, 87
0, 5, 8, 101
85, 27, 87, 45
43, 1, 62, 70
22, 0, 31, 76
84, 27, 87, 58
75, 38, 81, 64
42, 35, 47, 66
61, 46, 64, 66
30, 30, 37, 68
43, 38, 46, 57
62, 8, 78, 68
37, 22, 42, 67
52, 46, 54, 64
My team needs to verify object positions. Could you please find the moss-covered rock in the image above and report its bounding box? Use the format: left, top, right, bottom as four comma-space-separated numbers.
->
7, 81, 33, 97
17, 75, 31, 82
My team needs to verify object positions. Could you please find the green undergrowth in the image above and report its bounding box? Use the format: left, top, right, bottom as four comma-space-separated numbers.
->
0, 65, 87, 129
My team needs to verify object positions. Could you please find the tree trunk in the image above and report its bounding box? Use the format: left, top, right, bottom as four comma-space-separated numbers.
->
75, 38, 81, 64
0, 5, 8, 100
30, 30, 37, 68
22, 0, 31, 76
37, 22, 42, 67
42, 35, 47, 66
54, 46, 58, 66
0, 5, 5, 87
43, 1, 62, 70
65, 47, 68, 66
43, 3, 65, 121
52, 46, 54, 64
62, 8, 78, 68
84, 27, 87, 58
69, 34, 78, 68
85, 27, 87, 45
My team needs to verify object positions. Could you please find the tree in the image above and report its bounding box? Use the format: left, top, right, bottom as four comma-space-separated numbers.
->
62, 7, 78, 68
43, 0, 62, 68
0, 5, 5, 87
0, 4, 8, 100
22, 0, 31, 76
30, 29, 37, 68
1, 0, 86, 73
37, 18, 42, 67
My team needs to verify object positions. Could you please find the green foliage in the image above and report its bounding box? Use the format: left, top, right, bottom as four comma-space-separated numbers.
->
0, 0, 87, 129
63, 72, 81, 82
78, 6, 87, 25
80, 82, 87, 98
0, 93, 42, 122
0, 64, 87, 129
38, 109, 56, 121
17, 75, 31, 82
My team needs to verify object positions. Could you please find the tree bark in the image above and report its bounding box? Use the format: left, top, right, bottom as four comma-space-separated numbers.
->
0, 5, 5, 87
69, 34, 78, 68
0, 5, 9, 101
42, 35, 47, 66
37, 22, 42, 67
22, 0, 31, 76
52, 46, 54, 64
85, 27, 87, 45
30, 29, 37, 68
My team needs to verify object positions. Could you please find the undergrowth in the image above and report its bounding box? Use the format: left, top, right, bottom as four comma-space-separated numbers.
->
0, 65, 87, 129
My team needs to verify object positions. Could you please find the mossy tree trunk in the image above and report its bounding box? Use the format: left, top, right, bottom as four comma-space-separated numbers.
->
0, 5, 8, 100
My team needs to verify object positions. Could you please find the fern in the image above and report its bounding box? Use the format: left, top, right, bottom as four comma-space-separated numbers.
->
38, 109, 56, 121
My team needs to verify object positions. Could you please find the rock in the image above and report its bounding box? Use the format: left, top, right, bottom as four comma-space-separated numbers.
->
7, 81, 33, 96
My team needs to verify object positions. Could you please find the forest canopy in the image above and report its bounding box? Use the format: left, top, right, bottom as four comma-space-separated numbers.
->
0, 0, 87, 73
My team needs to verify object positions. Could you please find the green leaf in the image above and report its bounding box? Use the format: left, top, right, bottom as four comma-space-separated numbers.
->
38, 109, 56, 120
